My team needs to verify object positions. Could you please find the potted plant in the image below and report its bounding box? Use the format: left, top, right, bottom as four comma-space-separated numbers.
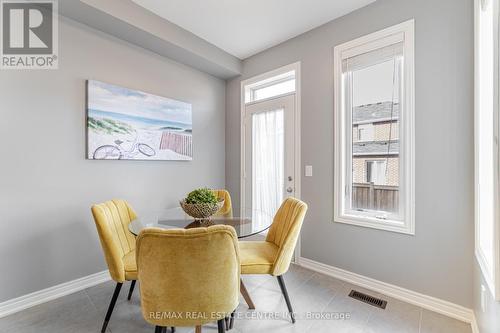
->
180, 188, 224, 220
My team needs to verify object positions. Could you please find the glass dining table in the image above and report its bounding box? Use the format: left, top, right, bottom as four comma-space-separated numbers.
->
128, 206, 273, 239
128, 206, 272, 311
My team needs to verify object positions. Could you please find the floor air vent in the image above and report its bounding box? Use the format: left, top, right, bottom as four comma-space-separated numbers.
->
348, 290, 387, 309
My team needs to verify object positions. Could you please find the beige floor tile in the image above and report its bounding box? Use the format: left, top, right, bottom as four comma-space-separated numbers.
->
0, 291, 108, 333
0, 265, 473, 333
363, 296, 421, 333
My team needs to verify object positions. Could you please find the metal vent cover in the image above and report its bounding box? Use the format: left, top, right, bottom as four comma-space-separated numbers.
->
348, 290, 387, 309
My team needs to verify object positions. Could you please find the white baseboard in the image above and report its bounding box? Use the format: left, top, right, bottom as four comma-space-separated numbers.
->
0, 270, 110, 318
298, 257, 474, 324
471, 313, 480, 333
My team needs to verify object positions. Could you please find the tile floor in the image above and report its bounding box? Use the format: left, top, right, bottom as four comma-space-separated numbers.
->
0, 265, 472, 333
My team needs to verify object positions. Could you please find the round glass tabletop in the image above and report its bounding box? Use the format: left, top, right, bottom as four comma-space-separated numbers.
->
128, 207, 273, 239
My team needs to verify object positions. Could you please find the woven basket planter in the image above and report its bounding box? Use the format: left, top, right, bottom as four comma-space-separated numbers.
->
180, 199, 224, 219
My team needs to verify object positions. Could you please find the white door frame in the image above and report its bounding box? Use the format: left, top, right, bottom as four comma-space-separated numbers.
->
240, 62, 302, 260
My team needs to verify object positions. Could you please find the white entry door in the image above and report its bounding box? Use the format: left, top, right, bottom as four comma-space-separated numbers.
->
243, 94, 296, 224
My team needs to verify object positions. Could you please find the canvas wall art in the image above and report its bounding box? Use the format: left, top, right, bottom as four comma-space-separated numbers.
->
86, 80, 192, 161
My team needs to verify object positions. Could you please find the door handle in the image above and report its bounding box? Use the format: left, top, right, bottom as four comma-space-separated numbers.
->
286, 187, 293, 193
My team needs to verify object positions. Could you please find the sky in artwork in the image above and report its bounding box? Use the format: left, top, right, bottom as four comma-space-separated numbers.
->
88, 80, 192, 125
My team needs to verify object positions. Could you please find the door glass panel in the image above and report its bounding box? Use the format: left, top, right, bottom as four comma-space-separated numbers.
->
252, 109, 284, 228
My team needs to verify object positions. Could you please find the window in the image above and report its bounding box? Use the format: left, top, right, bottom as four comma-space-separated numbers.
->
244, 70, 296, 103
334, 20, 415, 234
474, 0, 500, 300
358, 124, 374, 141
252, 79, 295, 102
366, 160, 387, 185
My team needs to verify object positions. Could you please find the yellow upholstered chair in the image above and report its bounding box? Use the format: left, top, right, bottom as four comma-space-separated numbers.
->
136, 225, 240, 333
239, 197, 308, 323
91, 199, 138, 333
211, 189, 233, 218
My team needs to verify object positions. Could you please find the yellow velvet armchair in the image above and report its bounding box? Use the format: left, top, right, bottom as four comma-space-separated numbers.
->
136, 225, 240, 333
211, 189, 233, 218
91, 199, 139, 333
239, 197, 308, 323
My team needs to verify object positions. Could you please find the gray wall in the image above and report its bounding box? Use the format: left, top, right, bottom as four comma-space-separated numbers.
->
473, 260, 500, 332
226, 0, 474, 307
61, 0, 242, 78
0, 17, 226, 302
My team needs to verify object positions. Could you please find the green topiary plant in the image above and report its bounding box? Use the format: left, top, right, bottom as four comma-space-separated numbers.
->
181, 188, 224, 219
185, 188, 218, 204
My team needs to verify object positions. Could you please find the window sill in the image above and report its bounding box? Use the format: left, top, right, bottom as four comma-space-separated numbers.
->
333, 213, 415, 235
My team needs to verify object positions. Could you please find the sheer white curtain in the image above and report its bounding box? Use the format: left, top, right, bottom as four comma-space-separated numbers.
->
252, 109, 284, 228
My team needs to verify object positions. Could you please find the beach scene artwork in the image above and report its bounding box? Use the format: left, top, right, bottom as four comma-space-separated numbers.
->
86, 80, 192, 161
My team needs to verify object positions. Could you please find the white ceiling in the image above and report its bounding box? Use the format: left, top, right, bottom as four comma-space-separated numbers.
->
131, 0, 376, 59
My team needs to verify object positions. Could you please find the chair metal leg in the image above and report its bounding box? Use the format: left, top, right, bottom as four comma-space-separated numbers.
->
171, 327, 175, 333
217, 319, 226, 333
101, 282, 123, 333
277, 275, 295, 324
224, 317, 229, 330
195, 325, 201, 333
127, 280, 136, 301
229, 310, 235, 329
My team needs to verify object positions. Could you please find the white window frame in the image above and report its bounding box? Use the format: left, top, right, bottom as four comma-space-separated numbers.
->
474, 0, 500, 300
333, 20, 415, 235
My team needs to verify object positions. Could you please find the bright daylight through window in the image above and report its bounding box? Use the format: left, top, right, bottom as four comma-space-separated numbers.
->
244, 70, 295, 103
475, 0, 500, 299
334, 20, 415, 234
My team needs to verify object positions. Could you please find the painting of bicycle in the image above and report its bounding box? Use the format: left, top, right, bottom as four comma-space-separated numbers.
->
86, 80, 193, 161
